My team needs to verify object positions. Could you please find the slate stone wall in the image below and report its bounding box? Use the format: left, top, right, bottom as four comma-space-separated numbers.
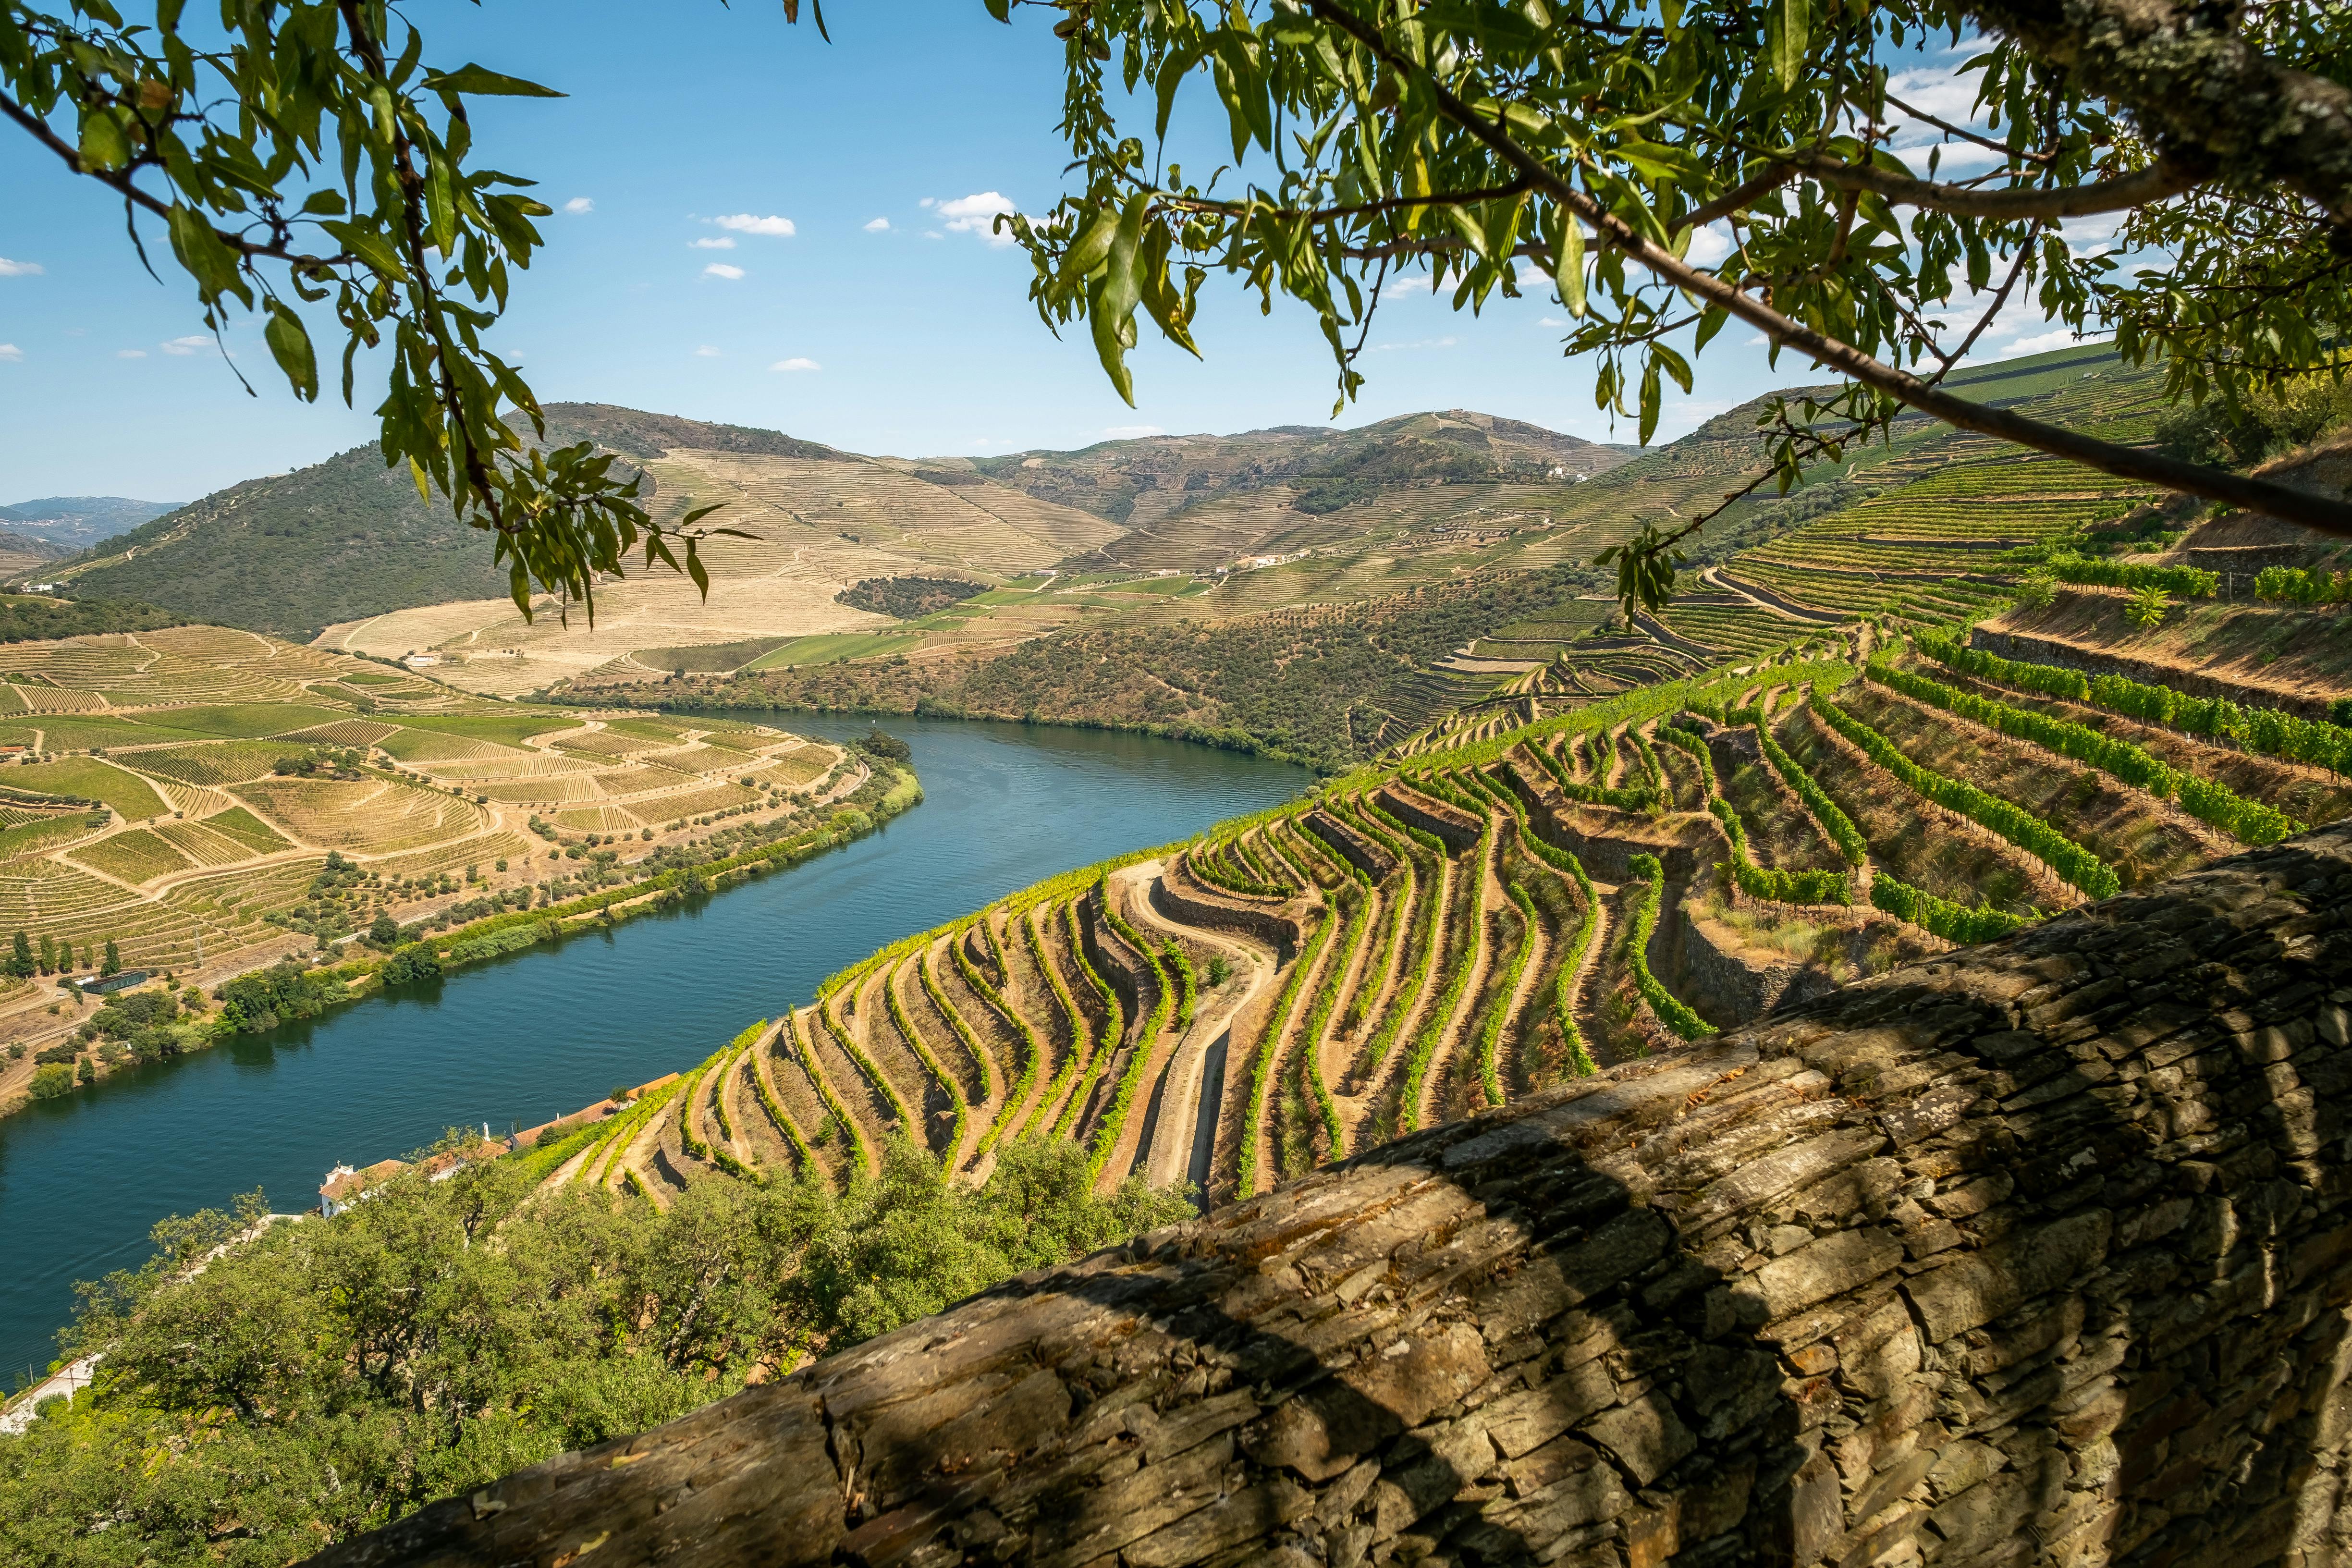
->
312, 822, 2352, 1568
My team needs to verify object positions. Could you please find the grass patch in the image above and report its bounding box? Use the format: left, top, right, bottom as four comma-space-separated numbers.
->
386, 710, 588, 748
200, 806, 292, 853
743, 632, 922, 671
156, 703, 356, 739
11, 757, 169, 819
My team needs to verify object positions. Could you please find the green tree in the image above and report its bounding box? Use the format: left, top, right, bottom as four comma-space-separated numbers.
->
37, 933, 54, 975
99, 938, 121, 978
368, 911, 401, 947
2127, 584, 2175, 630
997, 0, 2352, 610
9, 930, 32, 980
28, 1061, 74, 1099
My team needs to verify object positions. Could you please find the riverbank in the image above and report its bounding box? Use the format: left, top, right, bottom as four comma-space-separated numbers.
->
542, 685, 1340, 775
0, 714, 1308, 1386
0, 760, 921, 1122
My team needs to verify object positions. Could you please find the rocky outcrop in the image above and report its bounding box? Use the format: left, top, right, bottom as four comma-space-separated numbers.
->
312, 823, 2352, 1568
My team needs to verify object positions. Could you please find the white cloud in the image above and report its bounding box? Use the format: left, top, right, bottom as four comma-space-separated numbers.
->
690, 236, 736, 250
919, 197, 936, 208
703, 263, 746, 280
1538, 316, 1569, 328
116, 349, 147, 359
694, 345, 722, 357
159, 335, 210, 355
1366, 335, 1459, 353
0, 344, 20, 361
1745, 332, 1769, 346
864, 217, 892, 233
562, 196, 595, 215
1684, 221, 1735, 268
1101, 424, 1163, 438
922, 230, 944, 240
712, 213, 796, 237
2001, 329, 2111, 359
0, 257, 42, 277
936, 191, 1017, 245
771, 356, 821, 372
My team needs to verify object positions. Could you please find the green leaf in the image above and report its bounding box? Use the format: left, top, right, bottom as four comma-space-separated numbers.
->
1554, 210, 1586, 318
1062, 205, 1121, 280
299, 189, 346, 216
1090, 193, 1151, 406
166, 206, 245, 305
78, 112, 132, 174
681, 503, 728, 528
264, 306, 319, 402
1638, 356, 1662, 444
319, 220, 408, 281
1768, 0, 1810, 89
419, 64, 565, 98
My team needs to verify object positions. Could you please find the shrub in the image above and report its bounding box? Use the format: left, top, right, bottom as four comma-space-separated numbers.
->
2254, 565, 2352, 606
2125, 585, 2173, 630
1812, 693, 2122, 898
1624, 855, 1715, 1041
1868, 661, 2296, 845
1870, 874, 2028, 944
29, 1062, 74, 1098
2040, 553, 2217, 598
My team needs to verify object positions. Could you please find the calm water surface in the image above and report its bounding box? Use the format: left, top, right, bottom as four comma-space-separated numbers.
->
0, 715, 1305, 1385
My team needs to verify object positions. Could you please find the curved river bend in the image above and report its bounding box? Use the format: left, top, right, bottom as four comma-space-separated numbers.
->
0, 716, 1306, 1386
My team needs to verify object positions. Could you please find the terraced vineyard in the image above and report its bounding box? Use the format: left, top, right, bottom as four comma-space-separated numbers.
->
535, 559, 2349, 1216
0, 625, 858, 982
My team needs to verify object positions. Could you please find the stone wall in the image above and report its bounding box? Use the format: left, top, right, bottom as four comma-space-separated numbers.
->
313, 823, 2352, 1568
1308, 809, 1398, 883
1379, 782, 1482, 854
1159, 859, 1308, 959
1970, 624, 2340, 722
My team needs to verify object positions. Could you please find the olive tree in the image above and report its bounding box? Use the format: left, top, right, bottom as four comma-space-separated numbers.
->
995, 0, 2352, 606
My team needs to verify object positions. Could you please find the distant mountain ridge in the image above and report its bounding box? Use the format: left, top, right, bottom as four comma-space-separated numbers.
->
43, 404, 1637, 638
0, 497, 176, 552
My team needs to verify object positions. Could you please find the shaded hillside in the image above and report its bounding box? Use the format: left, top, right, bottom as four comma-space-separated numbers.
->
642, 565, 1609, 769
50, 408, 845, 638
54, 447, 512, 638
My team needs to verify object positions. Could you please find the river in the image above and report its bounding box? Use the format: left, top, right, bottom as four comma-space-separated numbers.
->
0, 715, 1306, 1388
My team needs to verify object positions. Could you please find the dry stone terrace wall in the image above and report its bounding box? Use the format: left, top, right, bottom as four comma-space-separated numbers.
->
316, 822, 2352, 1568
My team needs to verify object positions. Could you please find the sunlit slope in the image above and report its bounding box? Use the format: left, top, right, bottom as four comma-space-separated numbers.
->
561, 594, 2344, 1217
0, 625, 849, 981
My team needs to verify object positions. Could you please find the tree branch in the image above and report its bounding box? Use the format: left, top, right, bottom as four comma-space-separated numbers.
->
0, 86, 349, 269
1961, 0, 2352, 227
1304, 0, 2352, 539
1796, 151, 2201, 220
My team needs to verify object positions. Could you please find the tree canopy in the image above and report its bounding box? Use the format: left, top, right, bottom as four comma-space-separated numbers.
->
1001, 0, 2352, 607
5, 0, 2349, 614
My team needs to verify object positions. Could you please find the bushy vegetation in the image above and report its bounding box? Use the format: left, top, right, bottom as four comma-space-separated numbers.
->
1623, 854, 1714, 1041
1811, 693, 2123, 898
0, 1138, 1188, 1566
1868, 660, 2297, 845
1869, 874, 2027, 945
0, 596, 185, 643
837, 576, 987, 620
2154, 376, 2352, 470
1918, 633, 2352, 775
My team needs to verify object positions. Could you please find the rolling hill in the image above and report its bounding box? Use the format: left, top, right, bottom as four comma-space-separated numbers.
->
0, 497, 178, 550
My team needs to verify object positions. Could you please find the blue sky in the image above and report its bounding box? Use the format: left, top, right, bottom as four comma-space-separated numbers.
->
0, 4, 2099, 505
